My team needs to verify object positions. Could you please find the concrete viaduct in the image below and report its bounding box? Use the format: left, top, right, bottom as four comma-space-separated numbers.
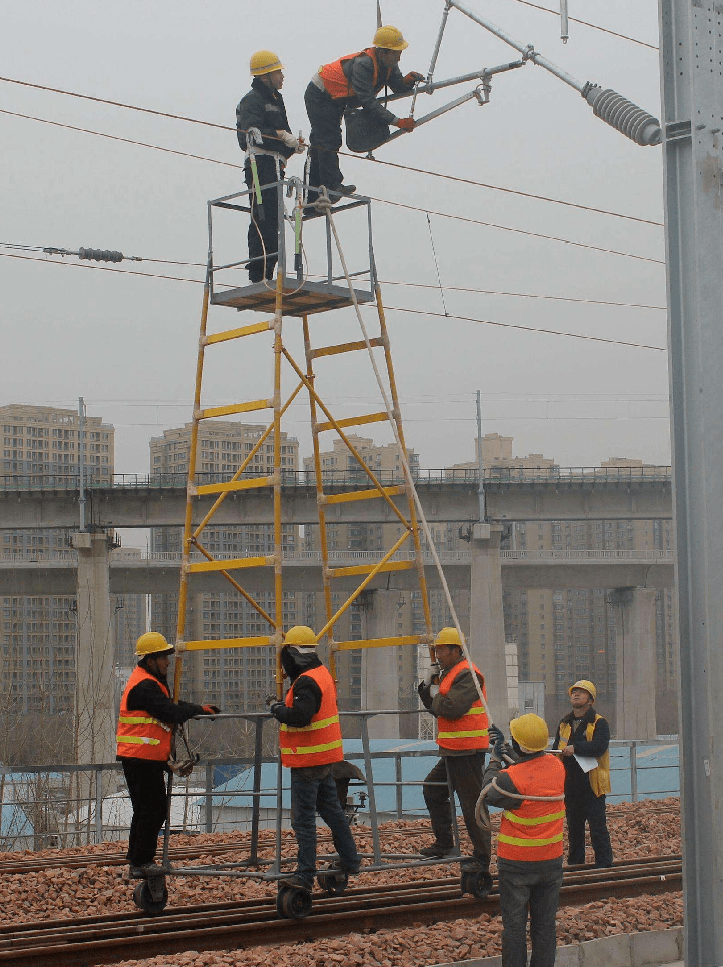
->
0, 470, 673, 744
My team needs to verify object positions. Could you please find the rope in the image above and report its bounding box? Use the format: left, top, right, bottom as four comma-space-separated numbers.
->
322, 203, 490, 718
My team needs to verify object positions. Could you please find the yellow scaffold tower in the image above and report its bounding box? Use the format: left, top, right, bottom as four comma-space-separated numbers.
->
173, 173, 434, 703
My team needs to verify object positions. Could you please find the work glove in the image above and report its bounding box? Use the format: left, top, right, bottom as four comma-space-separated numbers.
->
423, 662, 441, 686
268, 701, 286, 719
278, 130, 306, 153
429, 684, 440, 698
404, 71, 425, 86
394, 117, 416, 132
488, 723, 504, 747
202, 705, 221, 716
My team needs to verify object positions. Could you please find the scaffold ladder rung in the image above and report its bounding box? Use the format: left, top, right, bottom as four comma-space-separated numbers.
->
324, 485, 406, 505
316, 411, 388, 433
187, 555, 274, 573
182, 635, 273, 651
310, 336, 385, 359
327, 560, 416, 579
205, 321, 274, 345
196, 475, 275, 496
334, 635, 423, 651
199, 400, 272, 420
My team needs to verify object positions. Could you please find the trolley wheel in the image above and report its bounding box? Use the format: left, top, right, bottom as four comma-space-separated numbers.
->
133, 880, 168, 916
276, 884, 313, 920
317, 869, 349, 895
460, 869, 493, 899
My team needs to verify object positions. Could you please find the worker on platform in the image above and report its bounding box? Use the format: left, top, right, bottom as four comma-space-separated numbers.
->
417, 627, 492, 878
481, 714, 566, 967
236, 50, 306, 284
553, 679, 613, 868
267, 625, 361, 890
304, 25, 424, 202
117, 632, 220, 876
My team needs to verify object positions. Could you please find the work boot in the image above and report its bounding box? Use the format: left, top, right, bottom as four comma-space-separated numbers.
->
327, 183, 356, 198
278, 873, 313, 891
419, 843, 456, 858
129, 862, 164, 878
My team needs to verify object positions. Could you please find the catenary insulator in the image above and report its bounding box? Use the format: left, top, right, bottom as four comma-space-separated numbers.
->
582, 84, 661, 146
78, 248, 124, 262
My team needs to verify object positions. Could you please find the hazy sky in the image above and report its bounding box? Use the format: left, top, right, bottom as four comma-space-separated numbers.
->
0, 0, 668, 474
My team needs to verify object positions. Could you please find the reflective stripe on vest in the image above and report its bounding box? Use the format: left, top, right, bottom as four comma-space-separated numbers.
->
116, 665, 172, 762
319, 48, 379, 100
498, 755, 566, 862
558, 713, 611, 796
280, 665, 344, 767
436, 660, 489, 751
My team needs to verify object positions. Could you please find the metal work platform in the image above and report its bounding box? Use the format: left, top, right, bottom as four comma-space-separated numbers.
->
210, 279, 373, 317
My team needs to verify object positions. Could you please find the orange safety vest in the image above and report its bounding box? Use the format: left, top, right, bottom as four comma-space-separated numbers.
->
116, 665, 173, 761
498, 754, 566, 862
436, 659, 489, 751
557, 714, 611, 796
280, 665, 344, 767
319, 48, 380, 100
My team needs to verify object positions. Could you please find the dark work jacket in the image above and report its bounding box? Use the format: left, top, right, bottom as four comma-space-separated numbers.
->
340, 51, 413, 124
117, 662, 206, 762
236, 77, 295, 159
553, 706, 610, 797
272, 648, 324, 728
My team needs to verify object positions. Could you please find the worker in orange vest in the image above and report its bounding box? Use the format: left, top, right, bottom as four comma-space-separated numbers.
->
117, 632, 219, 877
304, 25, 423, 203
267, 626, 361, 891
480, 714, 565, 967
417, 627, 492, 879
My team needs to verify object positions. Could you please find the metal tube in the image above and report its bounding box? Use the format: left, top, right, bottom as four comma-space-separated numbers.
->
446, 0, 585, 92
94, 767, 102, 844
560, 0, 569, 43
249, 718, 264, 864
78, 398, 86, 532
427, 2, 452, 84
476, 390, 486, 521
385, 89, 482, 145
360, 715, 382, 864
205, 761, 213, 833
395, 754, 403, 819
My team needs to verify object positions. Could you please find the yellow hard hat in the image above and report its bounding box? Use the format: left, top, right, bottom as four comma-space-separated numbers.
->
373, 25, 409, 51
509, 714, 549, 753
434, 627, 462, 647
569, 679, 597, 702
284, 625, 318, 647
250, 50, 284, 76
135, 632, 174, 657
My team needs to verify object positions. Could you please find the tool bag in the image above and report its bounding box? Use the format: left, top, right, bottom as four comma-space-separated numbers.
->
344, 107, 391, 153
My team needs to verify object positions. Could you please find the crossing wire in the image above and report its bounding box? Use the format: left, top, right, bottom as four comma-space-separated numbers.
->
0, 250, 666, 352
0, 76, 663, 227
0, 106, 663, 266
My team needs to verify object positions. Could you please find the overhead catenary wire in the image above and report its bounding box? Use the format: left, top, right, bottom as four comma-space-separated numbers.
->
0, 250, 665, 352
0, 107, 664, 266
0, 77, 663, 228
506, 0, 658, 51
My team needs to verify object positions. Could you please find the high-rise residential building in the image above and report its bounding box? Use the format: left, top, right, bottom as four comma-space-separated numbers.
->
1, 403, 114, 482
447, 441, 676, 733
0, 404, 123, 721
148, 420, 300, 711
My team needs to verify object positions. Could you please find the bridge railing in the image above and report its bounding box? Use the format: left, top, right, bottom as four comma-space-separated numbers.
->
0, 466, 673, 493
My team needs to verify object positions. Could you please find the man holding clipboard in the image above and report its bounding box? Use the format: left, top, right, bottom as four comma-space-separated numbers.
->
553, 680, 613, 868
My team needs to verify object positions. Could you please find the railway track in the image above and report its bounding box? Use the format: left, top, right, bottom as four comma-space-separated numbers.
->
0, 805, 678, 875
0, 854, 682, 967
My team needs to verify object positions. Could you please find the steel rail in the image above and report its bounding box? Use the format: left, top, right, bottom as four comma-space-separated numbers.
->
0, 856, 682, 966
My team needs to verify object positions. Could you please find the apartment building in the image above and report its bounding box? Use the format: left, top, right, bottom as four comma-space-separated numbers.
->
0, 404, 125, 718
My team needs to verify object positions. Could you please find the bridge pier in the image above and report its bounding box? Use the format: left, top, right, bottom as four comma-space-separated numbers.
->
609, 587, 657, 739
363, 590, 403, 739
469, 524, 510, 728
72, 531, 116, 766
